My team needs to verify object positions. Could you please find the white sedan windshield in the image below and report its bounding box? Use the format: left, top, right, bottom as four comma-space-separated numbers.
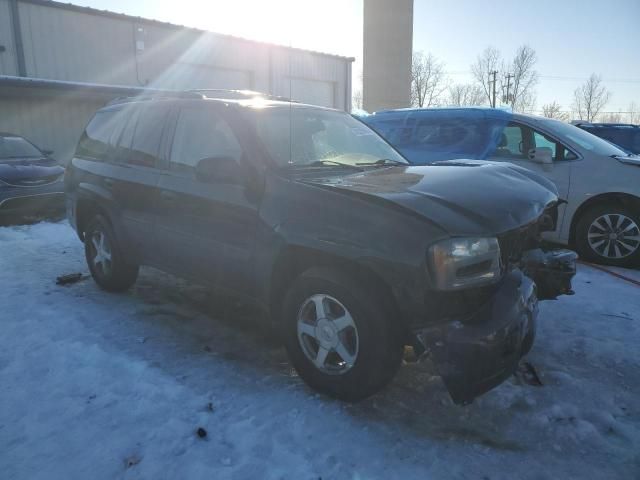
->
544, 120, 629, 157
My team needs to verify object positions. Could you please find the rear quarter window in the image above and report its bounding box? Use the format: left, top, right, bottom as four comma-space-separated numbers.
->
76, 108, 125, 161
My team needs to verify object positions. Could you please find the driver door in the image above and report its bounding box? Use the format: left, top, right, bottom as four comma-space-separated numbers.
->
488, 122, 573, 231
154, 104, 259, 293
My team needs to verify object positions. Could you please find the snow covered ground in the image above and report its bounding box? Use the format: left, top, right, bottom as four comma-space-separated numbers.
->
1, 220, 639, 480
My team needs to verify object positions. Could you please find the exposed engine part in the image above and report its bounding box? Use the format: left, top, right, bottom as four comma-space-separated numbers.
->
521, 248, 577, 300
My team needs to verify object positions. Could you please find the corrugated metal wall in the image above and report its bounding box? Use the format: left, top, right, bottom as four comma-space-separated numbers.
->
0, 0, 353, 166
0, 0, 18, 75
2, 0, 352, 109
0, 86, 107, 163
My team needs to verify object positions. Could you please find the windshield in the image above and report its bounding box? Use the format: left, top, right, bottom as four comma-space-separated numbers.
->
0, 136, 43, 159
248, 106, 407, 167
541, 119, 629, 157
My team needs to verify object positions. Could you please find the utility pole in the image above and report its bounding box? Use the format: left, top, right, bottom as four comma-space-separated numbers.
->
489, 70, 498, 108
503, 73, 515, 106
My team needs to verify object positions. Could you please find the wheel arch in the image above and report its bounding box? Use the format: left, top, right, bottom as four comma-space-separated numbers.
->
268, 245, 406, 336
569, 192, 640, 245
75, 197, 114, 242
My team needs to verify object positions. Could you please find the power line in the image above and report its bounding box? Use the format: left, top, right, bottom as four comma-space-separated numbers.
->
442, 71, 640, 83
538, 75, 640, 84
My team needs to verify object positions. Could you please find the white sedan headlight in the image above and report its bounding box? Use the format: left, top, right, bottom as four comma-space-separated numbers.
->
428, 237, 502, 290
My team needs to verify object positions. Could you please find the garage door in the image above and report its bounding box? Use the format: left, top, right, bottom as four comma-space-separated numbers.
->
288, 78, 335, 108
158, 64, 252, 91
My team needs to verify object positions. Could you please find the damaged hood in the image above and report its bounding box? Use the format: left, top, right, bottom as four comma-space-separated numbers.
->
0, 157, 64, 183
303, 160, 559, 236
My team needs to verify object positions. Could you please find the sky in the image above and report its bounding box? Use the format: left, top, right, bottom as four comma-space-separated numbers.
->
71, 0, 639, 114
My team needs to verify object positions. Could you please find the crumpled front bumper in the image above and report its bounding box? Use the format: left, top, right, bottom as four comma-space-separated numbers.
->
416, 249, 577, 405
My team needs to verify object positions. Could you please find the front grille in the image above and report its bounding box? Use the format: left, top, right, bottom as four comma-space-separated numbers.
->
497, 202, 560, 266
498, 223, 541, 266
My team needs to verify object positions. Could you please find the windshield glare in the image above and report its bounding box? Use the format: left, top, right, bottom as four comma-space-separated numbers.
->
0, 136, 43, 159
542, 119, 629, 157
248, 107, 407, 167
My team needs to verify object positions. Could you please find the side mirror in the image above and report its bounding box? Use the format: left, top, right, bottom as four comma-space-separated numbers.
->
528, 147, 553, 164
195, 156, 242, 183
42, 149, 54, 156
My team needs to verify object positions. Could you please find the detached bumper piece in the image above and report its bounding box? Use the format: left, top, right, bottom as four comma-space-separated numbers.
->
521, 248, 577, 300
416, 270, 538, 405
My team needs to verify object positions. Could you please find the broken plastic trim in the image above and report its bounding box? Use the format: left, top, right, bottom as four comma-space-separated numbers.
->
521, 248, 577, 300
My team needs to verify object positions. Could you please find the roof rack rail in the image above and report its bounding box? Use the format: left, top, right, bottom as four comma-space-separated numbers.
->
187, 89, 292, 102
106, 90, 204, 106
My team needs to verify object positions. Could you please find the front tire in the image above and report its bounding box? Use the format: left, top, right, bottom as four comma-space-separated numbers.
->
575, 203, 640, 267
84, 214, 139, 292
282, 267, 404, 402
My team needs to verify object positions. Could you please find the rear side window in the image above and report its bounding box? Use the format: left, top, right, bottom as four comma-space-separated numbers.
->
117, 105, 169, 168
169, 107, 241, 173
76, 109, 124, 161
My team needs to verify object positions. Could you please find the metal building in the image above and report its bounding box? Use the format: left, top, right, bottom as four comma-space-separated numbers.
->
0, 0, 354, 163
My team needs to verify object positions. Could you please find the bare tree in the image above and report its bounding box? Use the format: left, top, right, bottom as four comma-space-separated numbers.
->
600, 111, 623, 123
471, 45, 538, 112
471, 47, 501, 106
447, 83, 485, 106
628, 102, 639, 124
411, 52, 448, 107
506, 45, 538, 112
541, 101, 569, 121
572, 74, 612, 122
352, 89, 363, 111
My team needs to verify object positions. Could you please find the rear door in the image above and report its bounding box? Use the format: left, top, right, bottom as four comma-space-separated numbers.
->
155, 103, 260, 293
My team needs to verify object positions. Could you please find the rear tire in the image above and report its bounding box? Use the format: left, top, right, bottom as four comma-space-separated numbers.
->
575, 203, 640, 267
84, 214, 139, 292
282, 267, 404, 402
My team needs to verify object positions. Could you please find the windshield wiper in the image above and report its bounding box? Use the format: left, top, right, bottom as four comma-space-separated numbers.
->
355, 158, 405, 166
286, 159, 361, 169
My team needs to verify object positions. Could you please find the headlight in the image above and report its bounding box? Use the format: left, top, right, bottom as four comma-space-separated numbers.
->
428, 237, 502, 290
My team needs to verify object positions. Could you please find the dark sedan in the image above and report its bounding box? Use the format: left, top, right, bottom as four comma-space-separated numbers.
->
0, 133, 65, 218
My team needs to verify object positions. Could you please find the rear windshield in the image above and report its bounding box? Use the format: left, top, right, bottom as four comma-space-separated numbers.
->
0, 136, 42, 159
363, 110, 510, 163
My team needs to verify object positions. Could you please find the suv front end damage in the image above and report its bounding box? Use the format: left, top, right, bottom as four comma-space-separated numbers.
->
416, 208, 577, 405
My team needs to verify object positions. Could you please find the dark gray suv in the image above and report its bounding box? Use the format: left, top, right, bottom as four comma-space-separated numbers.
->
65, 92, 576, 404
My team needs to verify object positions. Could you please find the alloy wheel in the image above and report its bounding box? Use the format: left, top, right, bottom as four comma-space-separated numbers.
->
89, 229, 112, 277
296, 294, 359, 375
587, 213, 640, 259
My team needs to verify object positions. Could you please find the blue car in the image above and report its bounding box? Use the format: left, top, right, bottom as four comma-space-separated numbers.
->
0, 133, 65, 217
359, 107, 513, 164
573, 122, 640, 155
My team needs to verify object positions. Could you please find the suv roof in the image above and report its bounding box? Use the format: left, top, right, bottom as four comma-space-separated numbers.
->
106, 89, 294, 107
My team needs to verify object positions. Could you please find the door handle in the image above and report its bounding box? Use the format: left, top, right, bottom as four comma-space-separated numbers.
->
160, 190, 177, 202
